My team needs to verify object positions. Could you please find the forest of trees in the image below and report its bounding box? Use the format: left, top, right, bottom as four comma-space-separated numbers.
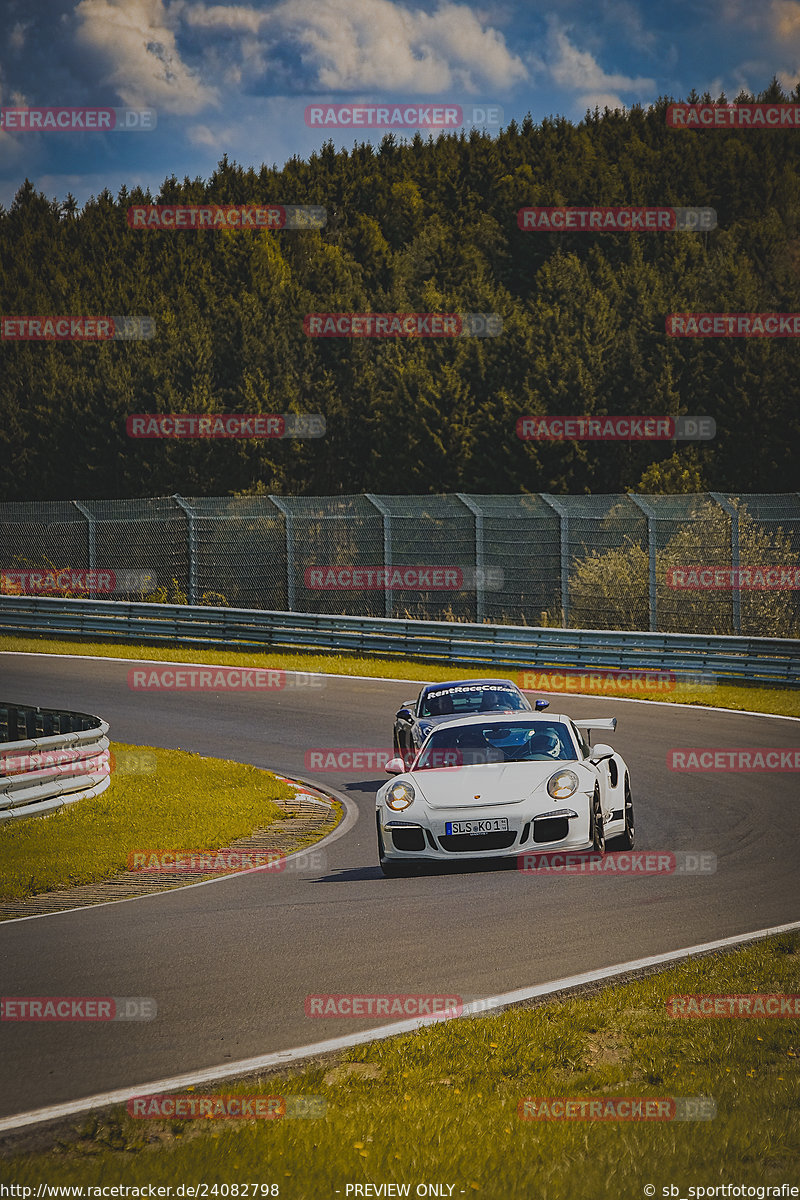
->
1, 80, 799, 502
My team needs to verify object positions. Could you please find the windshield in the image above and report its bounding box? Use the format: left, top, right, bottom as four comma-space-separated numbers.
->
414, 720, 578, 769
419, 686, 528, 718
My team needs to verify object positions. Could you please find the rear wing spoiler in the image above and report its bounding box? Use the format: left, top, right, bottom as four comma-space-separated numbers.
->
574, 717, 617, 745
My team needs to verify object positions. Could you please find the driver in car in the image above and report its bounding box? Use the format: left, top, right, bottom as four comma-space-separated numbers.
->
525, 731, 566, 759
483, 725, 571, 762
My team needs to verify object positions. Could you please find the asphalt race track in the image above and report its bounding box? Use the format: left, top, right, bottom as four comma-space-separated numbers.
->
1, 652, 799, 1121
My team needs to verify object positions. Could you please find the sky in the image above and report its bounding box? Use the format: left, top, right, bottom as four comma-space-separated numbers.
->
0, 0, 797, 208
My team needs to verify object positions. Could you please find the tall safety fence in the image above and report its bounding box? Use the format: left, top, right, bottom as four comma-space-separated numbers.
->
1, 493, 799, 638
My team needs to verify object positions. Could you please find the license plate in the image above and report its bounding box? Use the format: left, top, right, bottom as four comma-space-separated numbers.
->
446, 818, 509, 836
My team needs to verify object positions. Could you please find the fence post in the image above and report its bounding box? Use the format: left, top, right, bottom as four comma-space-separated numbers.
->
456, 493, 484, 623
628, 495, 657, 632
269, 497, 295, 611
172, 494, 197, 605
71, 500, 96, 599
365, 494, 393, 619
710, 492, 741, 635
541, 495, 569, 626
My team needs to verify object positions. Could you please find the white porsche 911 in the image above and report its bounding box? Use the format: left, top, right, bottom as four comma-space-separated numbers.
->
375, 712, 634, 876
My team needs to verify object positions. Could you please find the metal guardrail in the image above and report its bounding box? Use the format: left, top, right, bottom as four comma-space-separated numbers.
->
0, 701, 110, 821
1, 595, 799, 688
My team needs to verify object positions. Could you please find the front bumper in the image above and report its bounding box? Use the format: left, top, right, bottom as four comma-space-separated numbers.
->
378, 801, 594, 862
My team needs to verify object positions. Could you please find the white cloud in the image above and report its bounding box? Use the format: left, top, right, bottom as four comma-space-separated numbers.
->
547, 25, 654, 96
771, 0, 800, 87
716, 0, 755, 24
184, 0, 527, 92
187, 121, 234, 147
8, 22, 29, 53
773, 0, 800, 38
716, 0, 800, 91
73, 0, 218, 114
717, 0, 799, 38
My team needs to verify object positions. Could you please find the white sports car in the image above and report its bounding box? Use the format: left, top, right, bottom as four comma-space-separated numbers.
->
376, 711, 634, 876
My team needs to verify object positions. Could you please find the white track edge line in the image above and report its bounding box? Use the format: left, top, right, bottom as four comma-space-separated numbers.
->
2, 650, 799, 722
1, 917, 798, 1135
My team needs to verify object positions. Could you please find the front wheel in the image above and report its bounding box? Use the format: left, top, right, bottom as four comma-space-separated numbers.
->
590, 787, 605, 855
607, 777, 635, 850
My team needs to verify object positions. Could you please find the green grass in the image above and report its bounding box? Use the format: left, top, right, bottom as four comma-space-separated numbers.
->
0, 743, 294, 901
5, 933, 799, 1197
3, 634, 800, 717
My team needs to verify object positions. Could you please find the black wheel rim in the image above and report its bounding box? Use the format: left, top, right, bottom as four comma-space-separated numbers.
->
625, 780, 634, 840
592, 791, 605, 854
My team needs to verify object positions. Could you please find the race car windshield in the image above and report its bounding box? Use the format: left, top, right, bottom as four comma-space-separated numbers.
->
415, 721, 577, 768
419, 687, 527, 718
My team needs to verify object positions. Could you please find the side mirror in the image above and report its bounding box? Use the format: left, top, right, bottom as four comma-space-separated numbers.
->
384, 757, 406, 775
534, 699, 550, 711
395, 708, 414, 722
590, 743, 614, 762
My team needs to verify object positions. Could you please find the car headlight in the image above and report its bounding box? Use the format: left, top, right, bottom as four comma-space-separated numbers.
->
547, 770, 579, 799
387, 781, 416, 811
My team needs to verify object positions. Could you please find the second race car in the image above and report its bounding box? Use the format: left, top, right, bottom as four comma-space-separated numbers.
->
393, 678, 549, 766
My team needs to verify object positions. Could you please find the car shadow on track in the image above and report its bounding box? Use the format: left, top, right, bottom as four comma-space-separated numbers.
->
313, 858, 519, 883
